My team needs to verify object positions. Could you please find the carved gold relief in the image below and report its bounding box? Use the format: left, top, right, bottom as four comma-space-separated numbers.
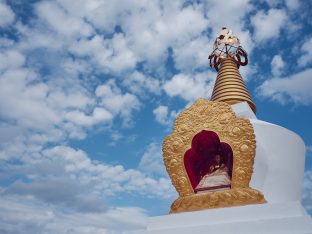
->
163, 99, 266, 213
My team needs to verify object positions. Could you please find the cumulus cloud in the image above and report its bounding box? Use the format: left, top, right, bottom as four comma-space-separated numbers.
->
122, 71, 161, 96
139, 142, 167, 177
57, 0, 209, 71
163, 72, 214, 102
0, 67, 60, 130
65, 108, 113, 127
69, 34, 138, 74
153, 105, 170, 126
285, 0, 300, 10
153, 105, 177, 126
303, 170, 312, 212
257, 68, 312, 105
271, 54, 285, 76
35, 1, 94, 38
298, 37, 312, 67
0, 142, 175, 225
96, 80, 140, 125
124, 2, 209, 65
0, 195, 147, 234
4, 177, 107, 213
262, 0, 300, 11
0, 1, 15, 27
251, 8, 287, 42
0, 57, 106, 142
173, 36, 212, 72
0, 49, 25, 70
40, 145, 174, 198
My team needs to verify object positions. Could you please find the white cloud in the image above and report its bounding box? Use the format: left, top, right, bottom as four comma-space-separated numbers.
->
39, 145, 175, 198
0, 67, 61, 130
55, 0, 133, 33
153, 106, 170, 126
36, 1, 94, 38
65, 108, 113, 127
96, 80, 140, 125
0, 49, 25, 71
262, 0, 299, 11
271, 54, 285, 76
257, 68, 312, 105
124, 2, 208, 65
69, 34, 138, 74
0, 195, 147, 234
62, 1, 207, 68
285, 0, 300, 10
262, 0, 283, 7
0, 1, 15, 27
239, 63, 258, 81
251, 9, 287, 42
4, 177, 107, 213
122, 71, 161, 96
204, 0, 252, 33
139, 142, 167, 177
0, 63, 103, 141
298, 37, 312, 67
173, 36, 212, 71
163, 72, 214, 102
303, 170, 312, 212
46, 90, 93, 110
153, 105, 177, 126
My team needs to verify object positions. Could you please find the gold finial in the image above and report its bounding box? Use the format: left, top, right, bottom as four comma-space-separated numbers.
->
209, 27, 256, 114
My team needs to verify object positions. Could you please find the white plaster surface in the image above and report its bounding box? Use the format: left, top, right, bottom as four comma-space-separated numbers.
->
250, 119, 305, 203
232, 101, 257, 119
146, 202, 312, 234
232, 102, 306, 203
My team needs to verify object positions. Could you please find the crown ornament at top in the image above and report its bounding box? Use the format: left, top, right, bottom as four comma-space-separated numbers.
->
208, 27, 248, 71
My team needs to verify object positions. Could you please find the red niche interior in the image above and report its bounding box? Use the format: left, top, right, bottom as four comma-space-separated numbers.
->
184, 130, 233, 190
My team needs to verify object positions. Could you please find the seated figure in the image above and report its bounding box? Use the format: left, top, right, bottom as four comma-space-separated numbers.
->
195, 154, 231, 193
184, 130, 233, 194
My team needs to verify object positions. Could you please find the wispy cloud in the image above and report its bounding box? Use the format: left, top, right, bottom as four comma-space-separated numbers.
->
256, 68, 312, 105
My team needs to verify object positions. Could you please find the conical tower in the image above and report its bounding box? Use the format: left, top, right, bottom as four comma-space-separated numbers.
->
211, 58, 256, 113
208, 27, 256, 113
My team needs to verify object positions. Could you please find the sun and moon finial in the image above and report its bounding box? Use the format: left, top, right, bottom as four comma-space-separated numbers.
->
208, 27, 248, 72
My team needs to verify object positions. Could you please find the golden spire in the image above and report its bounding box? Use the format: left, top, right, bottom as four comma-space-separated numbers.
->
208, 27, 256, 113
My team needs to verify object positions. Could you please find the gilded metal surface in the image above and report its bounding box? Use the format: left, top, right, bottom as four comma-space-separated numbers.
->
163, 99, 266, 213
211, 58, 256, 113
170, 188, 265, 213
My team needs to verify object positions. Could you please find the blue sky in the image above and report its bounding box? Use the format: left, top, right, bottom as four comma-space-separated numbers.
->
0, 0, 311, 233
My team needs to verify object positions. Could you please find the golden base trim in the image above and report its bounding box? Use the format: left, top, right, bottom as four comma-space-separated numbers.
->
170, 188, 266, 213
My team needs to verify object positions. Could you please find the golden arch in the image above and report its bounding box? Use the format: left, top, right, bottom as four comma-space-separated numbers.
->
163, 99, 266, 213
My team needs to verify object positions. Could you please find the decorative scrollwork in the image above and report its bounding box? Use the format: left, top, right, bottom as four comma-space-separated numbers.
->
163, 99, 266, 213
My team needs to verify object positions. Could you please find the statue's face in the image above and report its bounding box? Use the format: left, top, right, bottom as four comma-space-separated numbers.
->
215, 154, 221, 164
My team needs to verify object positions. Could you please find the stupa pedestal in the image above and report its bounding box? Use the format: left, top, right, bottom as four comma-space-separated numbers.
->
147, 201, 312, 234
146, 102, 312, 234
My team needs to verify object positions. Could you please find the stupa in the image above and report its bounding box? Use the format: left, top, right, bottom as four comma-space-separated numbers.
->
146, 27, 312, 233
